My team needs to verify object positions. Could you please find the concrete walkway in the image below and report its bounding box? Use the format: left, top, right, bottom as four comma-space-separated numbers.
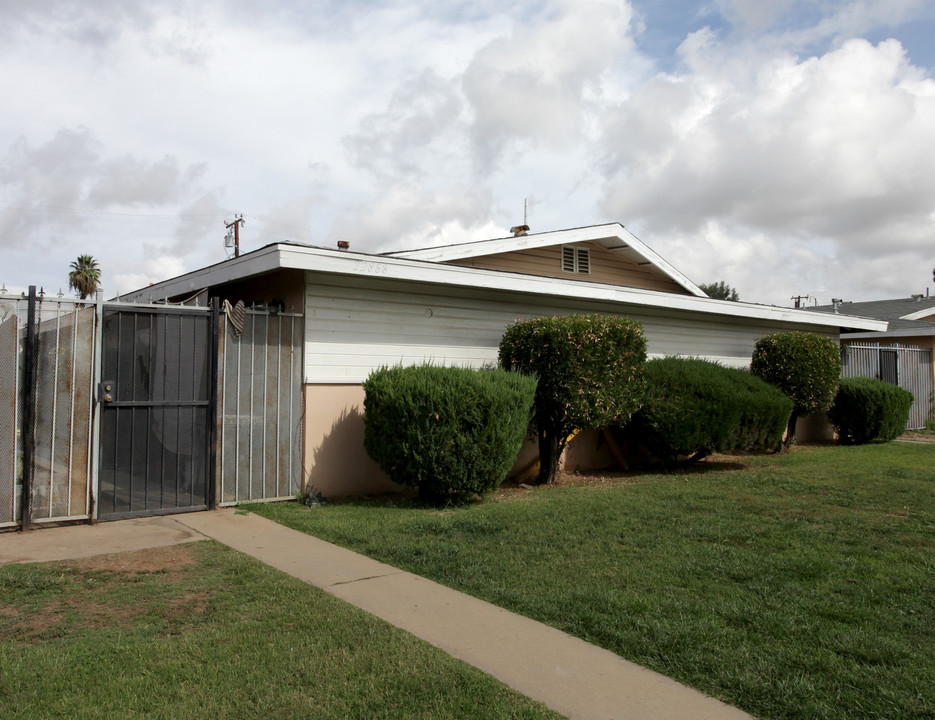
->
1, 509, 754, 720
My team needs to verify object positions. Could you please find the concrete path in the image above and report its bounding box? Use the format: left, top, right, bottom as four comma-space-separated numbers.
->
2, 509, 755, 720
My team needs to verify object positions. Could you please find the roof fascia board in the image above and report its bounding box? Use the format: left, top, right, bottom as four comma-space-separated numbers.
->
387, 223, 707, 298
899, 307, 935, 321
119, 246, 284, 302
124, 242, 886, 332
292, 246, 884, 331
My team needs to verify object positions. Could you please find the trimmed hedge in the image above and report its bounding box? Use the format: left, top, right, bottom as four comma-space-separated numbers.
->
751, 331, 841, 444
362, 365, 536, 503
620, 358, 792, 466
729, 369, 796, 452
751, 332, 841, 416
499, 314, 646, 483
828, 377, 913, 445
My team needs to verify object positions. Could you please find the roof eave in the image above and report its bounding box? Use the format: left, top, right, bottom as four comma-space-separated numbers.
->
122, 244, 885, 332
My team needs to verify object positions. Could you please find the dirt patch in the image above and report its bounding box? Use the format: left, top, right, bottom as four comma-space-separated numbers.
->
0, 601, 65, 640
897, 431, 935, 443
63, 543, 200, 576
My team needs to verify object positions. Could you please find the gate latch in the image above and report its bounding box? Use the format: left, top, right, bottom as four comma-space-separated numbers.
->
98, 381, 114, 403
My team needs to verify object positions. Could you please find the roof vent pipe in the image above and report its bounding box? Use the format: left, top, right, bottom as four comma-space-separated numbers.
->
831, 298, 843, 313
912, 293, 923, 302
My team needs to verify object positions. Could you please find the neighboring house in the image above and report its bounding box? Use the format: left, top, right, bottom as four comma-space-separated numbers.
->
809, 296, 935, 428
120, 223, 885, 496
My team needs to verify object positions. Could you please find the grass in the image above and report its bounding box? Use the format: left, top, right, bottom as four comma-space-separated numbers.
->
0, 541, 562, 720
248, 443, 935, 720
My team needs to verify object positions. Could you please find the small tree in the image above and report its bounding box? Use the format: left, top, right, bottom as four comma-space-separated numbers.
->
751, 331, 841, 446
68, 255, 101, 299
499, 314, 646, 484
699, 280, 739, 301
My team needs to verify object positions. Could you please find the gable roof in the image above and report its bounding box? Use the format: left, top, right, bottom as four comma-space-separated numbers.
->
118, 239, 886, 333
384, 223, 707, 298
809, 296, 935, 332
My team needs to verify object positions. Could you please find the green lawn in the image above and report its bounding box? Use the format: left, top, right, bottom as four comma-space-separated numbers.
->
249, 443, 935, 720
0, 541, 562, 720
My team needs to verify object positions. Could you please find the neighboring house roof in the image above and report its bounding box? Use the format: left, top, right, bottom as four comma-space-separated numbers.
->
119, 235, 886, 333
385, 223, 707, 298
808, 296, 935, 336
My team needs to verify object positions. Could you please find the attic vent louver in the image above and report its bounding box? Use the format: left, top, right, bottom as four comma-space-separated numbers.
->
561, 245, 590, 275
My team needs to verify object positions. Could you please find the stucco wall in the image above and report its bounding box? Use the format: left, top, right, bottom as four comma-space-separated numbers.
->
302, 384, 402, 498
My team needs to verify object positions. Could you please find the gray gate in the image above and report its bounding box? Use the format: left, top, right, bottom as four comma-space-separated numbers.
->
97, 303, 218, 519
2, 290, 303, 530
217, 309, 303, 505
842, 342, 933, 429
1, 290, 98, 528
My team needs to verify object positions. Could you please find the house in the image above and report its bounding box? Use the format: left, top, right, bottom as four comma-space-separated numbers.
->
119, 223, 886, 496
808, 296, 935, 428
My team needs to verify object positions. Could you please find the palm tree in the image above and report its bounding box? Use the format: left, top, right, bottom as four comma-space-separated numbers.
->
68, 255, 101, 299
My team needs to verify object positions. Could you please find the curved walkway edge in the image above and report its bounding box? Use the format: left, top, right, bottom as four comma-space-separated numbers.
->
2, 508, 755, 720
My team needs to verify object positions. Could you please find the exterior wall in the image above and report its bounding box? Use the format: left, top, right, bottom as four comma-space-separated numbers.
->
302, 270, 840, 494
302, 384, 402, 498
305, 271, 835, 383
445, 242, 689, 294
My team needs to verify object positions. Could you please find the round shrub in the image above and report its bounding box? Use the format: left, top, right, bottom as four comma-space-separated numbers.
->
620, 357, 792, 466
828, 377, 913, 444
362, 365, 537, 503
751, 331, 841, 444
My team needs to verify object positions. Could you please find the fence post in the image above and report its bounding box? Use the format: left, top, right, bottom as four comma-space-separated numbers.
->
19, 286, 39, 531
207, 297, 220, 510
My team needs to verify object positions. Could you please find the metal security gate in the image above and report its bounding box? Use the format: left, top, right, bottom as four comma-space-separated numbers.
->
217, 309, 303, 505
842, 342, 933, 429
0, 289, 96, 529
97, 304, 218, 519
2, 289, 303, 530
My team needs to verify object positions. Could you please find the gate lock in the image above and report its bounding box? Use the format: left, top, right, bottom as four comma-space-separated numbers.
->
98, 381, 114, 403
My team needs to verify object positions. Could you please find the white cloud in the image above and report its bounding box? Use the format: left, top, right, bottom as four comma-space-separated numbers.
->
600, 35, 935, 301
2, 0, 935, 306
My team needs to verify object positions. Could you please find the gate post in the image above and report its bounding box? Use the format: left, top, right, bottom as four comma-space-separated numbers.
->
208, 297, 220, 510
19, 286, 39, 531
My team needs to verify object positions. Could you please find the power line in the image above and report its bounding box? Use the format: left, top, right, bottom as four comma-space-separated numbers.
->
0, 200, 226, 220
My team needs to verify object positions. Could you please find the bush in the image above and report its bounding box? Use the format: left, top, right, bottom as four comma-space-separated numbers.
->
751, 331, 841, 445
499, 314, 646, 483
729, 369, 796, 452
828, 377, 913, 444
620, 358, 792, 466
362, 365, 536, 503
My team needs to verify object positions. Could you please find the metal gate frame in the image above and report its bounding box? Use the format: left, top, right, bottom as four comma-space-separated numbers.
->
841, 342, 933, 429
217, 308, 304, 506
1, 287, 99, 529
96, 300, 218, 520
3, 289, 304, 530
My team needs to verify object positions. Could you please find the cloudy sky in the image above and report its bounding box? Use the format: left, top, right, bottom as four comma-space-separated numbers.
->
2, 0, 934, 306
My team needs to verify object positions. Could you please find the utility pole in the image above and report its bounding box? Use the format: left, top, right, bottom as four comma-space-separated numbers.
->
226, 215, 245, 257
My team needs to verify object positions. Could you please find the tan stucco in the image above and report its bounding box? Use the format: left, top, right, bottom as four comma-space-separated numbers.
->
302, 384, 402, 498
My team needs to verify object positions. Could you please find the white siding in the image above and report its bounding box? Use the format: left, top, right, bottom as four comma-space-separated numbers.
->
305, 272, 836, 383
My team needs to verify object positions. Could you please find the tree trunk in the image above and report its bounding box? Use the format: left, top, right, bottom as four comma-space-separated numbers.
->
783, 410, 799, 449
536, 426, 562, 484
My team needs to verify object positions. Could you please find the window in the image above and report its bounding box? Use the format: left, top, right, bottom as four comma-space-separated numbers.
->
561, 245, 590, 274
